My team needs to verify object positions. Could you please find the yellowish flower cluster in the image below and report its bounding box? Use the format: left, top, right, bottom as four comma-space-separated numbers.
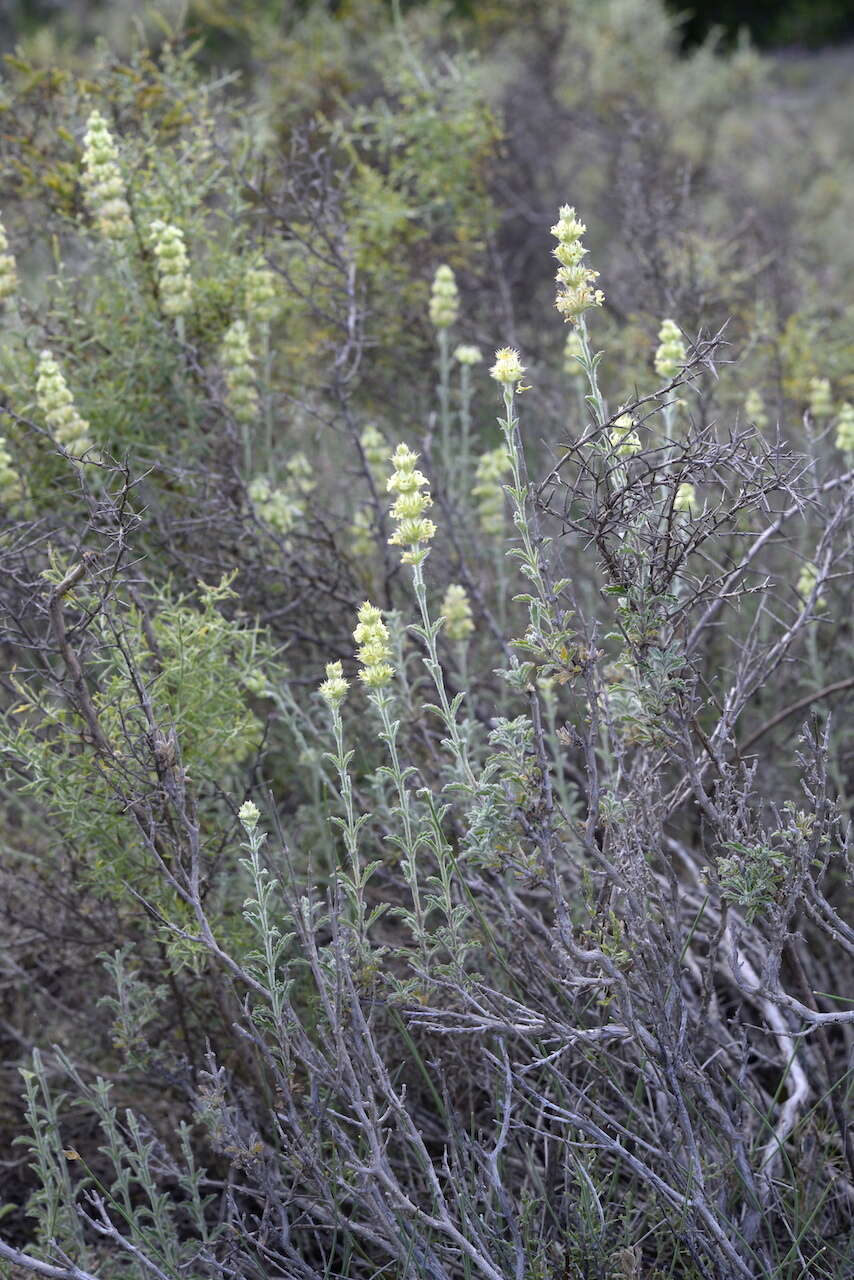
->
237, 800, 260, 832
797, 562, 826, 610
81, 110, 132, 239
150, 221, 192, 317
673, 482, 696, 513
221, 320, 259, 423
834, 402, 854, 453
387, 443, 436, 565
551, 205, 604, 326
808, 377, 833, 419
360, 424, 388, 490
489, 347, 525, 385
473, 446, 510, 536
563, 328, 584, 377
744, 388, 768, 430
429, 264, 459, 329
245, 261, 280, 325
36, 351, 95, 458
0, 219, 18, 302
441, 584, 474, 642
0, 436, 22, 505
249, 456, 315, 537
454, 344, 482, 366
353, 602, 394, 688
319, 660, 349, 707
654, 319, 686, 380
609, 413, 641, 457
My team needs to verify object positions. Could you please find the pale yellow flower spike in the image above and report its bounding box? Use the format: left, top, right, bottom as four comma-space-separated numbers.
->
387, 443, 436, 566
81, 110, 132, 239
353, 602, 394, 688
551, 204, 604, 326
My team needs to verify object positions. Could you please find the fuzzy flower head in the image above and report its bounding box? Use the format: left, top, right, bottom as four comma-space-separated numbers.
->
744, 388, 768, 430
0, 435, 22, 506
797, 562, 826, 610
387, 443, 436, 565
673, 482, 696, 514
319, 660, 349, 707
563, 328, 585, 378
808, 377, 833, 419
454, 344, 483, 367
150, 220, 191, 317
490, 347, 525, 385
609, 413, 641, 458
238, 800, 260, 832
245, 261, 280, 326
473, 446, 511, 536
81, 110, 132, 239
221, 320, 258, 423
0, 219, 18, 303
353, 602, 394, 688
441, 584, 474, 643
654, 319, 686, 381
36, 351, 94, 458
834, 402, 854, 454
429, 264, 459, 329
551, 204, 604, 326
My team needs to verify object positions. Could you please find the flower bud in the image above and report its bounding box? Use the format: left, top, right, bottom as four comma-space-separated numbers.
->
245, 262, 280, 325
319, 660, 349, 707
744, 388, 768, 430
673, 482, 696, 513
441, 584, 474, 642
654, 319, 686, 380
353, 602, 394, 688
609, 414, 641, 457
387, 444, 436, 565
489, 347, 525, 385
221, 320, 259, 423
429, 264, 459, 329
150, 220, 191, 317
81, 110, 132, 238
834, 402, 854, 454
0, 435, 22, 505
238, 800, 260, 832
0, 219, 18, 302
808, 377, 833, 419
473, 446, 510, 536
551, 204, 604, 325
454, 344, 482, 366
36, 351, 95, 459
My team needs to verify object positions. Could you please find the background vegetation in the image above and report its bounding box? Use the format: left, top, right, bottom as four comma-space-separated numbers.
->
1, 2, 852, 1278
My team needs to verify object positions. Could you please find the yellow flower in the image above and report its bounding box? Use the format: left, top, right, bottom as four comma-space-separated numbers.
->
609, 414, 641, 457
654, 319, 686, 380
81, 110, 132, 238
387, 444, 436, 565
489, 347, 525, 385
441, 584, 474, 642
150, 220, 191, 317
834, 402, 854, 453
429, 264, 459, 329
551, 204, 604, 325
0, 219, 18, 302
221, 320, 258, 423
673, 482, 696, 513
35, 351, 95, 459
353, 602, 394, 688
319, 661, 349, 706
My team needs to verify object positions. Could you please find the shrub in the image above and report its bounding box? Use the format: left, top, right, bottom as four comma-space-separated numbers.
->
1, 5, 852, 1279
